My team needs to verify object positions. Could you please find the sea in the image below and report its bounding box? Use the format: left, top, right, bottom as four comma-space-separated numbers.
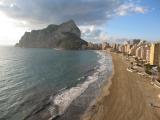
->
0, 46, 112, 120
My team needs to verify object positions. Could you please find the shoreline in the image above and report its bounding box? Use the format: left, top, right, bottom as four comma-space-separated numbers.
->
81, 51, 115, 120
82, 51, 115, 119
51, 51, 113, 120
82, 52, 160, 120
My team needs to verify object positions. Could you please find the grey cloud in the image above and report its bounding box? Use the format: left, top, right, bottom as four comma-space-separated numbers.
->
0, 0, 125, 27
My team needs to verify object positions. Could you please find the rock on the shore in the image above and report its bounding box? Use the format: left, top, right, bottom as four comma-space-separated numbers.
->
15, 20, 88, 49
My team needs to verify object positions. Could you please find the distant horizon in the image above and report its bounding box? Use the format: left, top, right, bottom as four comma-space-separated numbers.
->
0, 37, 159, 47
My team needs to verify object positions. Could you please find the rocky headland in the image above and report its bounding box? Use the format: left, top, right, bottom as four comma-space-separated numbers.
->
15, 20, 87, 50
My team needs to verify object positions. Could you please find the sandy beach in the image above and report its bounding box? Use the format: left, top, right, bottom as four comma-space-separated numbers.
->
83, 52, 160, 120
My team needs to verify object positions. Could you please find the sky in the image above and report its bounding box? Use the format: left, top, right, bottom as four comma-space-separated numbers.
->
0, 0, 159, 45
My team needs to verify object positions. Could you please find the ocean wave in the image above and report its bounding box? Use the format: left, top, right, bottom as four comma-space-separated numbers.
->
48, 51, 108, 120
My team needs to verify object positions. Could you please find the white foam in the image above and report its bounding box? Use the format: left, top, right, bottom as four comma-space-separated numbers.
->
49, 51, 109, 118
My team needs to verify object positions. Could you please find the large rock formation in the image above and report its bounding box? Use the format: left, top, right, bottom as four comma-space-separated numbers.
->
15, 20, 88, 49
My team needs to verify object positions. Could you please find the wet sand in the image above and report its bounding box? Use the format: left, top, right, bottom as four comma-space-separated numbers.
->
83, 52, 160, 120
54, 52, 113, 120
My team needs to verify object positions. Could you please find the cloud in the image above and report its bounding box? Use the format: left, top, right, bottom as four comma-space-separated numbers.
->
0, 0, 147, 28
80, 25, 108, 43
115, 3, 147, 16
0, 0, 148, 44
80, 25, 131, 43
99, 32, 108, 42
0, 0, 124, 28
